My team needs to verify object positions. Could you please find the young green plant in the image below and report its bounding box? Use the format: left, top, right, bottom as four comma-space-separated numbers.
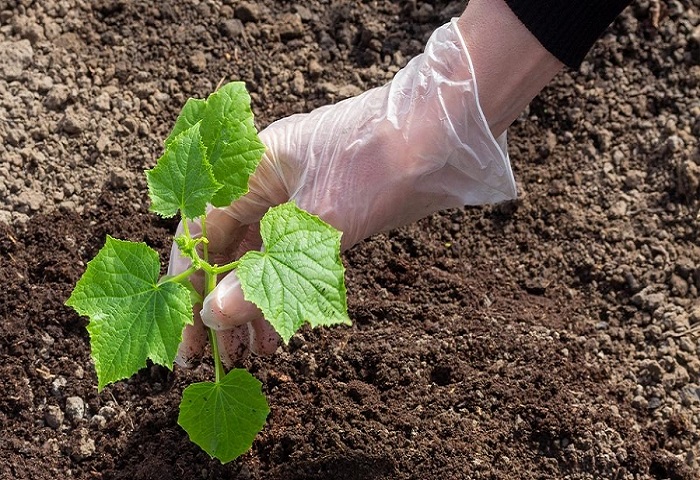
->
66, 82, 350, 463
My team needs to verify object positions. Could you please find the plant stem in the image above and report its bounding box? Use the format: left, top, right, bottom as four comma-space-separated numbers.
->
200, 216, 226, 383
182, 218, 191, 239
207, 328, 225, 383
211, 260, 239, 275
159, 266, 198, 285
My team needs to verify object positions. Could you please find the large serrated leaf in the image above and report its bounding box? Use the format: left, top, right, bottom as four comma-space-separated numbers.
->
178, 369, 270, 464
66, 236, 193, 390
163, 81, 265, 207
146, 123, 221, 219
236, 202, 350, 343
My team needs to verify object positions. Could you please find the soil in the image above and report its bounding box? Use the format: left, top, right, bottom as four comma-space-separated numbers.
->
2, 0, 700, 479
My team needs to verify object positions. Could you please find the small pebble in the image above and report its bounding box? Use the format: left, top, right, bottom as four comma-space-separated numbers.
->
44, 405, 64, 429
50, 376, 67, 397
98, 406, 117, 421
65, 396, 85, 422
90, 415, 107, 430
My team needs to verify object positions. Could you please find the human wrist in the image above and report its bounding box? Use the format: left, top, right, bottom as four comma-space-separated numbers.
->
457, 0, 563, 137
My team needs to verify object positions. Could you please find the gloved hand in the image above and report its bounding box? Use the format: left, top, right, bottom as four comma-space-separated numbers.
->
172, 18, 517, 367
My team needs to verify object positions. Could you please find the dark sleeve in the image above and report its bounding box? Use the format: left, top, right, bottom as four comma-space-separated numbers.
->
502, 0, 633, 69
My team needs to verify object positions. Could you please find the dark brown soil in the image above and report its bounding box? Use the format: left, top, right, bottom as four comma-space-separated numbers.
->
2, 1, 700, 479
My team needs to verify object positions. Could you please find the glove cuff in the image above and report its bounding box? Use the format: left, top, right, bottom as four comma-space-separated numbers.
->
387, 19, 518, 208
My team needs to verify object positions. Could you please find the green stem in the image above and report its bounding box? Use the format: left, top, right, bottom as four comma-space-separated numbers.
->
201, 216, 226, 383
207, 328, 225, 383
182, 219, 190, 238
159, 266, 198, 285
211, 260, 239, 275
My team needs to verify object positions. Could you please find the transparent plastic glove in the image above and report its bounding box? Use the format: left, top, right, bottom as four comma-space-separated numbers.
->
173, 18, 517, 367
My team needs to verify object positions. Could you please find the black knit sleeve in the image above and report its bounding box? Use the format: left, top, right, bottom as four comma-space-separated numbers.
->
502, 0, 633, 69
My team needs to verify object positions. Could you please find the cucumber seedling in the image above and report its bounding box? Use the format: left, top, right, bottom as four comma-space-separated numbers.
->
67, 82, 350, 463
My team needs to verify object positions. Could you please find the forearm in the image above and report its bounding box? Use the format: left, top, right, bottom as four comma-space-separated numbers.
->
457, 0, 564, 137
458, 0, 633, 137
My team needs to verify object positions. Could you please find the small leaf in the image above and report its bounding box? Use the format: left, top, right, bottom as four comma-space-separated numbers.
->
173, 234, 207, 270
237, 202, 350, 343
178, 369, 270, 463
165, 97, 207, 147
174, 234, 198, 260
146, 123, 221, 219
162, 82, 265, 207
204, 84, 266, 206
66, 236, 193, 390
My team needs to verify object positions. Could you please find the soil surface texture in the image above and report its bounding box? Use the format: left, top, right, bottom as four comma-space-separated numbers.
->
2, 0, 700, 479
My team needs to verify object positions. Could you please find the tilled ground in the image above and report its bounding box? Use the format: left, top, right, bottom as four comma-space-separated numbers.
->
1, 1, 700, 479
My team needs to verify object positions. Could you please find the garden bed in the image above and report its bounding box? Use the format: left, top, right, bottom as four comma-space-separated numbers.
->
1, 1, 700, 478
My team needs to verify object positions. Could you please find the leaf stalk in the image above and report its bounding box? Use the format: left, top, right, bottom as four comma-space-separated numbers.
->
200, 216, 226, 383
159, 266, 198, 286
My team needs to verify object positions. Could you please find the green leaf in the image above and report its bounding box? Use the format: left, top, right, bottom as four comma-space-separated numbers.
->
66, 236, 193, 390
236, 202, 350, 343
178, 369, 270, 464
146, 123, 221, 219
163, 81, 265, 207
165, 97, 207, 147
